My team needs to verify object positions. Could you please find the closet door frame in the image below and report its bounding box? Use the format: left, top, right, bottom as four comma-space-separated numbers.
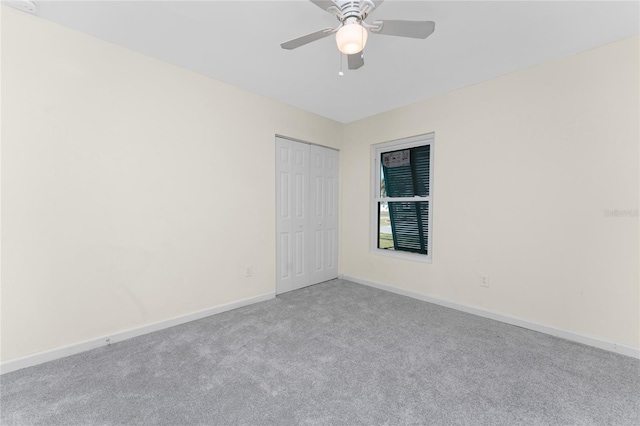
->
275, 136, 339, 295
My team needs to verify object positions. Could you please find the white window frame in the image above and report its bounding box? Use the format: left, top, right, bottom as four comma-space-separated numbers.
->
371, 133, 434, 263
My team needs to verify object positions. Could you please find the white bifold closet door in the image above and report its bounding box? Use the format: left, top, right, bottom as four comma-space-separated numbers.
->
276, 137, 339, 295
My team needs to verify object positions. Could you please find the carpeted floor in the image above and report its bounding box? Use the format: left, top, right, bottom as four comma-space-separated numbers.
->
1, 279, 638, 425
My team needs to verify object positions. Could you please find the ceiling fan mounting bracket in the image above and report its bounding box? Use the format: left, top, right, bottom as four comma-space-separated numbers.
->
361, 20, 379, 31
368, 20, 384, 33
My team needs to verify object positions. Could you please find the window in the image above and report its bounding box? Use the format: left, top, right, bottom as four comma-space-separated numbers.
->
372, 134, 434, 262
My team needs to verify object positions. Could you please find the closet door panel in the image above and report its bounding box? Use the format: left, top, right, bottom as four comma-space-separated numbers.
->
275, 138, 294, 294
309, 145, 326, 285
324, 148, 339, 281
291, 142, 310, 290
277, 138, 339, 293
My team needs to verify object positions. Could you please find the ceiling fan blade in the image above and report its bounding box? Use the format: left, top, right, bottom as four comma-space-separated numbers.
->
281, 28, 335, 50
371, 20, 435, 39
348, 52, 365, 70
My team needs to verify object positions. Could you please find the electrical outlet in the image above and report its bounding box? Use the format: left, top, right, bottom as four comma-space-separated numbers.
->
245, 265, 253, 277
480, 275, 490, 288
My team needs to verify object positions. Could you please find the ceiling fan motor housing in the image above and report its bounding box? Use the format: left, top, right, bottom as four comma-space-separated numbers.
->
336, 0, 376, 23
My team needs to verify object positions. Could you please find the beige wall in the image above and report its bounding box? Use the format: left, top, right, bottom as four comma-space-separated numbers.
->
0, 6, 342, 361
341, 35, 640, 348
2, 5, 638, 363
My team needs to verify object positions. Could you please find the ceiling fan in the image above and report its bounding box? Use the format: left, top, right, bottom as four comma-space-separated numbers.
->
280, 0, 435, 70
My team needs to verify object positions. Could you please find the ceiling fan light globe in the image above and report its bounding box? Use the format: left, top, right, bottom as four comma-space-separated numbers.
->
336, 23, 368, 55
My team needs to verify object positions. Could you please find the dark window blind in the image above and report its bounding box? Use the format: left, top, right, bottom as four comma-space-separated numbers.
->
381, 145, 430, 254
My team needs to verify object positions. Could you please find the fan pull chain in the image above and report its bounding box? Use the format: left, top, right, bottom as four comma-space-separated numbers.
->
338, 52, 344, 76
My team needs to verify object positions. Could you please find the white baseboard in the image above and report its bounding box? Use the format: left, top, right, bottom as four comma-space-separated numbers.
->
342, 275, 640, 359
0, 292, 275, 375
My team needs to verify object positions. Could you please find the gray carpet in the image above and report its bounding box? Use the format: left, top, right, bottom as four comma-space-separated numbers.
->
1, 279, 638, 425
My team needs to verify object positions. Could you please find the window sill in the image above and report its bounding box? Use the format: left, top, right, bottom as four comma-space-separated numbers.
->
371, 248, 433, 263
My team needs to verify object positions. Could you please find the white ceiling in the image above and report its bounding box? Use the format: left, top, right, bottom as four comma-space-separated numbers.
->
15, 0, 640, 123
